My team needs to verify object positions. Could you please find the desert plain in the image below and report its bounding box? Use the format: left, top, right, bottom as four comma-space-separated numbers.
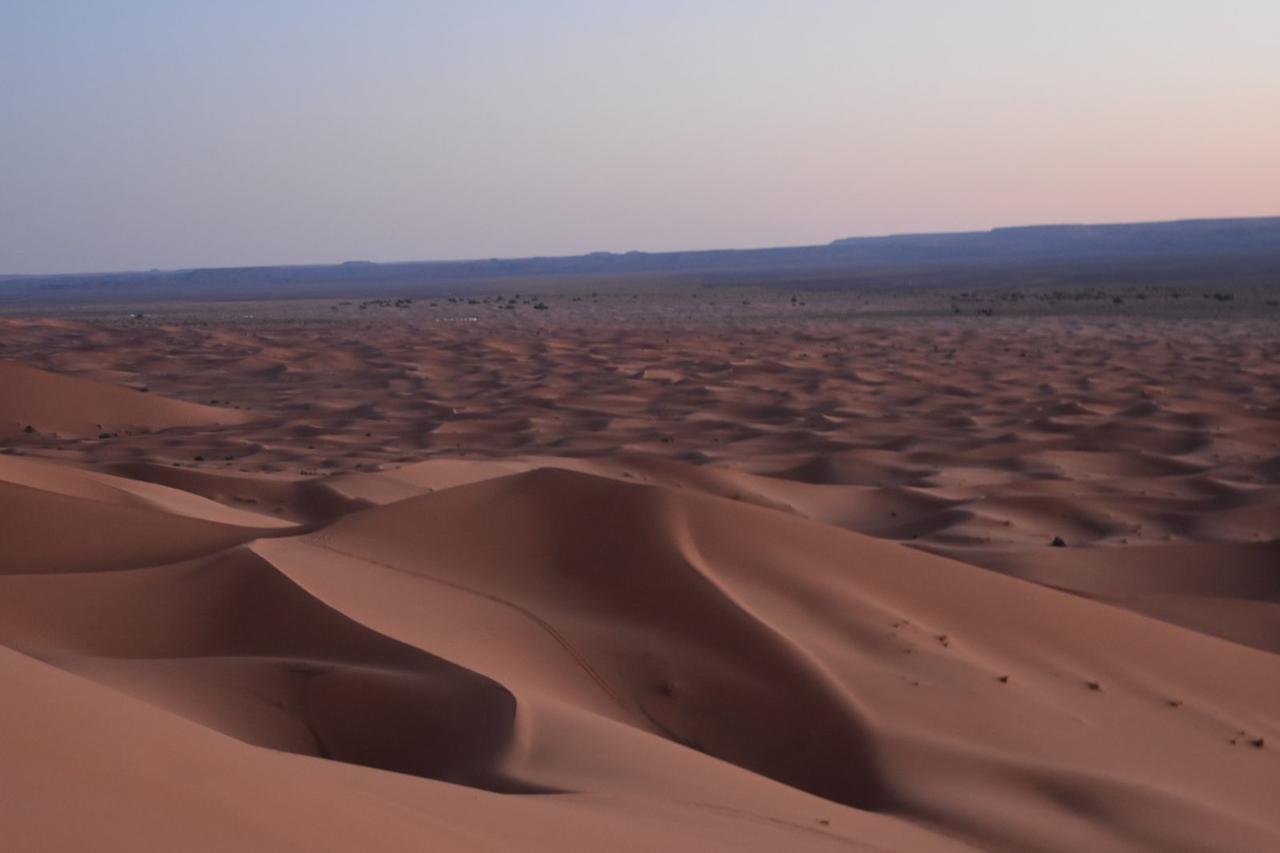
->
2, 281, 1279, 852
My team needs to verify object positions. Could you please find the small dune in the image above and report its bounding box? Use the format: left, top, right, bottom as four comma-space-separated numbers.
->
0, 361, 257, 437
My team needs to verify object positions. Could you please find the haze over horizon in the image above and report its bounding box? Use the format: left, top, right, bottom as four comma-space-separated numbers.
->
3, 1, 1279, 275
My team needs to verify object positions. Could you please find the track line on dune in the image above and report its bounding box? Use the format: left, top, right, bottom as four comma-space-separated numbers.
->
662, 502, 886, 732
265, 534, 642, 724
278, 486, 893, 810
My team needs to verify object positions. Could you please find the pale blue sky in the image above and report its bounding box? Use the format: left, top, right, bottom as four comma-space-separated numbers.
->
2, 1, 1278, 274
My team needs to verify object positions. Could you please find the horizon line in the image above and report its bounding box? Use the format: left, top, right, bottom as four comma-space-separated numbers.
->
5, 212, 1278, 281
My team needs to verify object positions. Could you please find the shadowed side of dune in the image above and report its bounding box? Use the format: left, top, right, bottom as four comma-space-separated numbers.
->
0, 479, 287, 574
0, 454, 295, 529
0, 548, 550, 793
2, 447, 1278, 851
263, 465, 1280, 852
302, 468, 896, 810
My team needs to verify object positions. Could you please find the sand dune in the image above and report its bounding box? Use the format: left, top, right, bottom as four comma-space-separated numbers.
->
0, 360, 256, 437
0, 482, 285, 575
1, 314, 1277, 851
0, 454, 293, 528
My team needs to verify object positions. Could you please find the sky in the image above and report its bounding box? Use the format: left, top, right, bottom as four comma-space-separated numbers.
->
1, 1, 1278, 275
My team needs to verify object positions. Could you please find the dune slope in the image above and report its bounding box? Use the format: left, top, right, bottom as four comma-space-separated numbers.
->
257, 468, 1280, 852
1, 315, 1277, 853
8, 460, 1274, 850
0, 360, 256, 436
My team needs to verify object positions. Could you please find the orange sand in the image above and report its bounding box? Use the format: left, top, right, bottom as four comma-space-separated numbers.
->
1, 315, 1277, 852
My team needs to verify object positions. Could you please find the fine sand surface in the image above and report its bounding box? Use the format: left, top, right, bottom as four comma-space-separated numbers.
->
1, 312, 1277, 852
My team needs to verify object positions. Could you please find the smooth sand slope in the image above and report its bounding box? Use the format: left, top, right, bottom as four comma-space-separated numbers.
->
0, 359, 256, 437
0, 314, 1277, 851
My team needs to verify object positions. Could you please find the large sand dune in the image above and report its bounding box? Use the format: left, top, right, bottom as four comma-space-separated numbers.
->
1, 313, 1277, 851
